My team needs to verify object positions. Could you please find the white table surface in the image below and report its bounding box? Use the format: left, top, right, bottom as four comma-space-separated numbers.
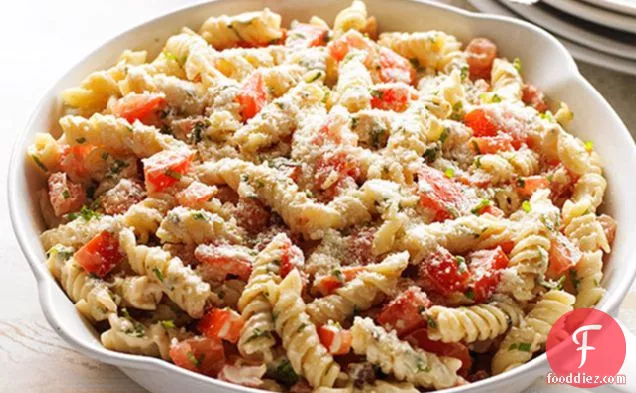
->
1, 1, 635, 392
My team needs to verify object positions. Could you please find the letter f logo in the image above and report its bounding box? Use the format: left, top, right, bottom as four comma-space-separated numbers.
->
572, 324, 602, 368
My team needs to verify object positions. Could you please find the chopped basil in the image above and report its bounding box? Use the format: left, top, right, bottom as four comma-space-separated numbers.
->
67, 206, 101, 221
187, 351, 200, 366
464, 288, 475, 300
517, 177, 526, 188
509, 342, 532, 352
268, 359, 299, 386
521, 200, 532, 213
191, 212, 206, 220
350, 116, 359, 130
427, 315, 437, 329
110, 159, 129, 175
296, 322, 309, 333
513, 58, 522, 73
471, 199, 491, 215
331, 268, 344, 282
62, 189, 70, 199
160, 320, 175, 329
491, 94, 502, 103
153, 267, 165, 282
423, 144, 440, 163
164, 169, 182, 180
460, 66, 468, 80
584, 140, 594, 152
444, 168, 454, 178
471, 140, 481, 154
31, 155, 48, 172
439, 127, 449, 143
370, 126, 386, 149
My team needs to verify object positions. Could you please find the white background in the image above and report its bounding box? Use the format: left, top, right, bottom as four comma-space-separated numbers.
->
0, 1, 635, 392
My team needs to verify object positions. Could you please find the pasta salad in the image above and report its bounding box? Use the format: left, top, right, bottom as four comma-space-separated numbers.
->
28, 1, 616, 391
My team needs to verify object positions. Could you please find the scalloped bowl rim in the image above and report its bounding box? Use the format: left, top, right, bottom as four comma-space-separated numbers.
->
7, 1, 636, 392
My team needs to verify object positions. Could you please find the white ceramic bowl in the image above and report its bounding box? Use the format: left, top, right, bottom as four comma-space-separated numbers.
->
7, 1, 636, 392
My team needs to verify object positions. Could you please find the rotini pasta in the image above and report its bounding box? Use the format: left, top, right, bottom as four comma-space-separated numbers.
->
30, 2, 614, 390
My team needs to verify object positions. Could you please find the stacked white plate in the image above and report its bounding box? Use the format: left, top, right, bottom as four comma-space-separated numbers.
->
468, 0, 636, 75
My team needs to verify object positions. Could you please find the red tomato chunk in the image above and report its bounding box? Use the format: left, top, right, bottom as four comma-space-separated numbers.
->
370, 84, 413, 112
522, 84, 549, 113
464, 109, 498, 137
470, 134, 514, 155
377, 47, 414, 85
170, 337, 225, 377
318, 324, 352, 355
194, 244, 253, 281
547, 233, 581, 280
376, 287, 431, 337
286, 22, 328, 48
74, 231, 123, 278
60, 144, 96, 182
48, 172, 86, 217
467, 246, 509, 302
198, 308, 245, 344
465, 38, 497, 81
418, 165, 466, 222
111, 93, 166, 124
237, 73, 267, 121
143, 149, 193, 193
279, 239, 305, 279
176, 181, 217, 208
419, 247, 471, 296
516, 176, 550, 198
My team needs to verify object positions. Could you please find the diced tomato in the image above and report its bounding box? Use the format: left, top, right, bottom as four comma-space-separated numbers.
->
522, 84, 549, 113
499, 241, 515, 254
376, 287, 431, 337
111, 93, 166, 124
143, 149, 193, 193
315, 151, 360, 201
464, 109, 498, 137
474, 203, 504, 218
60, 144, 97, 182
405, 328, 472, 377
74, 231, 123, 278
465, 38, 497, 81
198, 308, 245, 344
169, 337, 225, 377
377, 47, 414, 85
370, 84, 413, 112
470, 134, 514, 155
279, 239, 305, 278
516, 176, 550, 198
347, 227, 377, 266
237, 73, 267, 121
419, 247, 471, 296
286, 23, 329, 48
318, 324, 352, 355
234, 198, 271, 234
467, 246, 509, 302
327, 30, 374, 62
313, 266, 365, 296
47, 172, 86, 217
547, 233, 581, 280
176, 181, 217, 208
598, 214, 617, 248
418, 165, 466, 222
194, 244, 253, 281
101, 179, 145, 215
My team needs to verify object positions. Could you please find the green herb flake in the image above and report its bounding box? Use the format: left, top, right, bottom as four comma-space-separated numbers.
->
465, 288, 475, 300
191, 212, 206, 220
164, 169, 182, 180
521, 200, 532, 213
517, 177, 526, 188
471, 139, 481, 154
31, 155, 48, 172
584, 140, 594, 153
186, 351, 200, 367
427, 315, 438, 329
67, 206, 101, 221
491, 94, 502, 103
471, 199, 491, 215
160, 320, 175, 329
439, 127, 449, 143
570, 269, 580, 290
62, 189, 70, 199
296, 322, 309, 333
153, 267, 165, 282
370, 89, 384, 99
444, 167, 455, 178
460, 65, 469, 80
513, 57, 522, 73
331, 268, 344, 282
370, 127, 386, 149
270, 359, 299, 386
517, 342, 532, 352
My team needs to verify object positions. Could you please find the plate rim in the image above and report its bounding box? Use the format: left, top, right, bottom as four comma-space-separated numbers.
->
544, 0, 636, 34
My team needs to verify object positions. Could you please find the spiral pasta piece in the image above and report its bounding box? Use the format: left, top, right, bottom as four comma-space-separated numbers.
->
266, 269, 341, 388
101, 313, 161, 357
41, 214, 119, 250
425, 296, 524, 343
491, 290, 574, 374
59, 113, 187, 158
199, 9, 283, 50
237, 233, 291, 362
122, 197, 173, 243
119, 228, 211, 318
333, 0, 368, 35
314, 381, 419, 393
110, 275, 163, 310
307, 252, 409, 324
378, 31, 465, 73
28, 133, 62, 174
333, 49, 373, 113
489, 59, 522, 102
351, 317, 461, 389
574, 251, 605, 308
156, 206, 242, 245
198, 158, 342, 239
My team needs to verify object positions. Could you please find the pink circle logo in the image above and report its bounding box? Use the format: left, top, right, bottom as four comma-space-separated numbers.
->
546, 308, 626, 388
